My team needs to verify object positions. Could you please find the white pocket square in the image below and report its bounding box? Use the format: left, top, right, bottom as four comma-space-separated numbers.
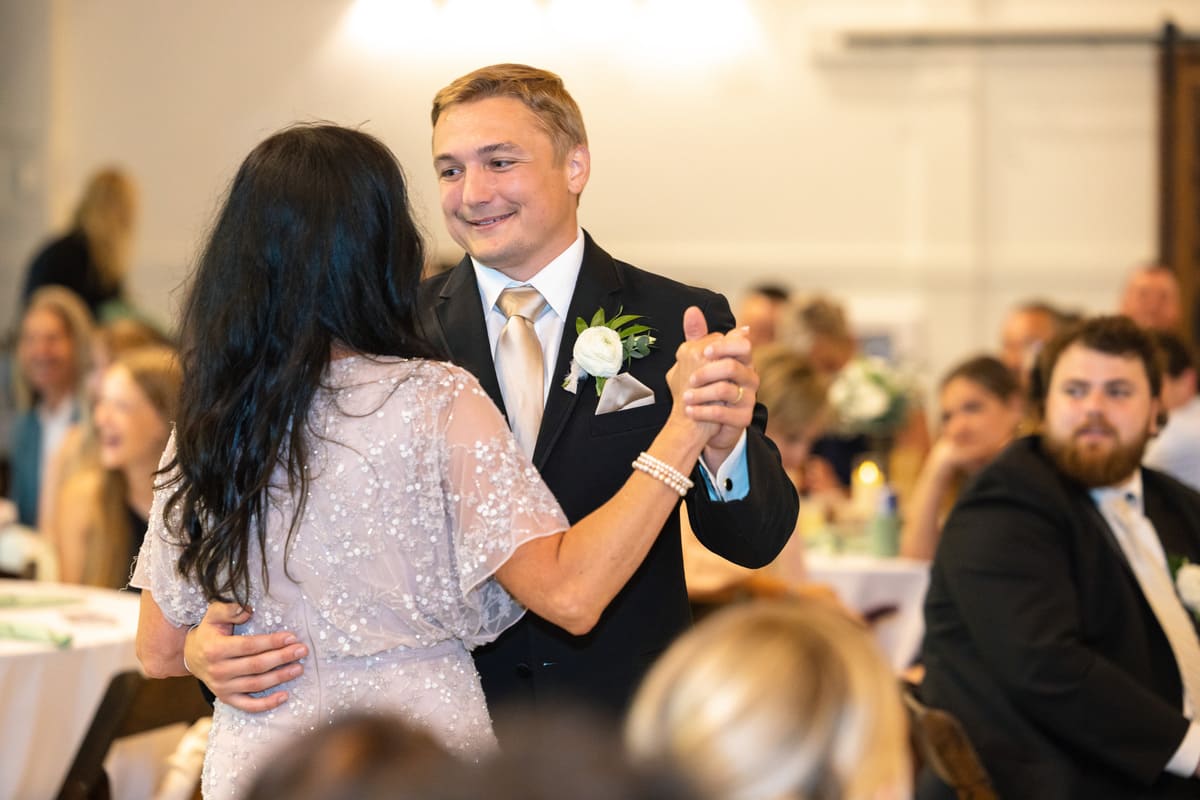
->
596, 373, 656, 414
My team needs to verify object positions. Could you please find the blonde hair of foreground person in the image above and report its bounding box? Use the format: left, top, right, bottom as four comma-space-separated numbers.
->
627, 600, 910, 800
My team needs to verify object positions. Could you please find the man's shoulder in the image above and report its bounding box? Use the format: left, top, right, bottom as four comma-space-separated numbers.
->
604, 253, 722, 306
953, 436, 1081, 520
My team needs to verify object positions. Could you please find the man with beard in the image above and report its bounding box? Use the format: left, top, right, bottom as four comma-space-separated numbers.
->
918, 315, 1200, 799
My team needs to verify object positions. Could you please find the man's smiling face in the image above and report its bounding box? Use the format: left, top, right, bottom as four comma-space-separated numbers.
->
432, 96, 589, 282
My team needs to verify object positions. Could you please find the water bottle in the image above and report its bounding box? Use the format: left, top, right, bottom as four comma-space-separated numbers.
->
868, 485, 900, 557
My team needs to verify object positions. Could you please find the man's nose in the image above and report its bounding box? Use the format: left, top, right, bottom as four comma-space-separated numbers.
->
460, 167, 491, 206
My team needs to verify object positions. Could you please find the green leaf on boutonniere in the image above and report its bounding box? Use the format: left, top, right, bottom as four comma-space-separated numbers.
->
1169, 554, 1189, 579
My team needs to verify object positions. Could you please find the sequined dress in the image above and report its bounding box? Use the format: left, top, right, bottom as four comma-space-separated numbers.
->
132, 357, 568, 800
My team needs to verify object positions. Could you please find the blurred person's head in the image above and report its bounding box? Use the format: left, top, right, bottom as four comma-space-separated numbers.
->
1119, 264, 1181, 332
1034, 316, 1162, 488
938, 355, 1023, 473
86, 317, 172, 404
754, 346, 829, 479
244, 713, 452, 800
737, 284, 790, 348
999, 301, 1065, 383
627, 599, 910, 800
16, 286, 94, 410
780, 295, 856, 377
1151, 330, 1197, 412
72, 167, 138, 292
94, 346, 179, 475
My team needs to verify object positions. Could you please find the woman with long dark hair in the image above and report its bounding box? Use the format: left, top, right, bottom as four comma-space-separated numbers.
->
133, 124, 719, 800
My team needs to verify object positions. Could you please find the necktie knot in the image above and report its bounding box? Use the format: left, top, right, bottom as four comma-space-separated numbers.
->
497, 286, 547, 322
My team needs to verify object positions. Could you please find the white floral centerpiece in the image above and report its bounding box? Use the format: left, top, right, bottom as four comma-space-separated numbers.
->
562, 307, 654, 396
827, 355, 912, 438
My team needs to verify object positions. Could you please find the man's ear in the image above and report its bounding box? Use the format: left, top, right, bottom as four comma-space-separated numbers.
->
566, 145, 590, 195
1150, 397, 1167, 436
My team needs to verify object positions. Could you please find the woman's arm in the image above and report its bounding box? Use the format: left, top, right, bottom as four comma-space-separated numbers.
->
137, 589, 192, 678
899, 439, 961, 561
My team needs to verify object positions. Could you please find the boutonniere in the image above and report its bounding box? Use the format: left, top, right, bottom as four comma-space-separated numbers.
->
561, 307, 655, 396
1168, 555, 1200, 622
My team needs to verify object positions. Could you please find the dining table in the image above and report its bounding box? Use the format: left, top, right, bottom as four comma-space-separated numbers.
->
0, 579, 143, 799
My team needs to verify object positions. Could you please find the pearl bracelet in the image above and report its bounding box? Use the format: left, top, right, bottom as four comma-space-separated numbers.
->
632, 451, 694, 497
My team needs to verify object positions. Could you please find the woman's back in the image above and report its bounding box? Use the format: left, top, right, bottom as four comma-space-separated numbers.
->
139, 357, 566, 799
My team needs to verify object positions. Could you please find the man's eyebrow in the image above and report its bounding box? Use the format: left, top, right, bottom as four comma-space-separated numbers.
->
434, 142, 522, 163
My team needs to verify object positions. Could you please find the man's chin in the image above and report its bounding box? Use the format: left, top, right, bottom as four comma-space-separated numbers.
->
1044, 434, 1146, 488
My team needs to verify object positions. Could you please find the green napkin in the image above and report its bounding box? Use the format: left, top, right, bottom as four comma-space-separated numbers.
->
0, 594, 83, 609
0, 621, 73, 649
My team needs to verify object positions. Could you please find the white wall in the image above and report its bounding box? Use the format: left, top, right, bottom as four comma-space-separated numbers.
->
3, 0, 1199, 397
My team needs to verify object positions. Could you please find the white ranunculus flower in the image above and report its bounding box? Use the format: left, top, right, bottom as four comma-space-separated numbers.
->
848, 382, 890, 422
1177, 564, 1200, 612
574, 326, 624, 378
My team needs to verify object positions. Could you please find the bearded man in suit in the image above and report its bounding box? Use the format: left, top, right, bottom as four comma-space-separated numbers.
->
179, 65, 797, 722
919, 315, 1200, 799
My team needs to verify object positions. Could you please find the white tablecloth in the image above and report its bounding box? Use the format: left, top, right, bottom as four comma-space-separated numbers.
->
0, 579, 142, 799
805, 553, 930, 670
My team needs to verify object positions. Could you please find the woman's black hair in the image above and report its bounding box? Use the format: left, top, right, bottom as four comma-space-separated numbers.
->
166, 123, 440, 605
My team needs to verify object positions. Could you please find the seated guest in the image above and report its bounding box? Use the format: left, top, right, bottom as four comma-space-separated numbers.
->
1144, 331, 1200, 492
1120, 263, 1182, 332
10, 286, 94, 527
627, 599, 910, 800
21, 167, 138, 319
920, 316, 1200, 799
735, 283, 790, 348
38, 316, 172, 535
54, 346, 178, 587
999, 299, 1072, 387
899, 356, 1022, 561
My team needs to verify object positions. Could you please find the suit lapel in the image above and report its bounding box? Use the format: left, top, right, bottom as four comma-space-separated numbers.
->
433, 257, 506, 413
532, 235, 622, 468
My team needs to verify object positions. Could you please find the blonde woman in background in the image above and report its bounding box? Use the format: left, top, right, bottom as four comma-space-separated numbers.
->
21, 167, 138, 318
682, 346, 831, 604
627, 599, 911, 800
55, 346, 178, 587
9, 287, 94, 528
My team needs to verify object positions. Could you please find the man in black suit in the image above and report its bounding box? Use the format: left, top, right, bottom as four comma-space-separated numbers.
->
180, 65, 797, 717
919, 315, 1200, 799
421, 63, 796, 715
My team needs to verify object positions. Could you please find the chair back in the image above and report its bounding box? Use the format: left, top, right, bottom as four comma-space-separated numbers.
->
902, 681, 998, 800
56, 671, 211, 800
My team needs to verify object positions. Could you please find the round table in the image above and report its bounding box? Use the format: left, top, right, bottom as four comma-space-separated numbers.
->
0, 579, 142, 799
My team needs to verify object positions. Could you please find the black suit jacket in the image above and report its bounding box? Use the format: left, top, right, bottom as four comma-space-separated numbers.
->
417, 233, 798, 716
920, 436, 1200, 799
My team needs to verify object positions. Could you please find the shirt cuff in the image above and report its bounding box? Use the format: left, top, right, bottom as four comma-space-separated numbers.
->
696, 431, 749, 502
1165, 721, 1200, 777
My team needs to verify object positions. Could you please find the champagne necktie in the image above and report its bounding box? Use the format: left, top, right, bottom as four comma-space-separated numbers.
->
1107, 492, 1200, 715
494, 286, 548, 457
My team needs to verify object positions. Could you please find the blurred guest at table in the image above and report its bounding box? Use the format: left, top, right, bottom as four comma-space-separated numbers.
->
38, 317, 172, 537
1143, 331, 1200, 492
1120, 263, 1182, 333
627, 599, 910, 800
683, 346, 833, 604
920, 316, 1200, 799
55, 345, 177, 587
780, 294, 929, 503
900, 356, 1022, 561
736, 283, 790, 348
999, 299, 1072, 386
9, 287, 94, 527
21, 167, 138, 320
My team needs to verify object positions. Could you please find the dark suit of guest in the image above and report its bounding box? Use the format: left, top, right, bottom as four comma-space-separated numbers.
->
418, 232, 798, 715
920, 435, 1200, 799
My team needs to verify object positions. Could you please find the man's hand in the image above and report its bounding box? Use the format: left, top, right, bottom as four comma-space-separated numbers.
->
185, 601, 307, 712
676, 307, 758, 469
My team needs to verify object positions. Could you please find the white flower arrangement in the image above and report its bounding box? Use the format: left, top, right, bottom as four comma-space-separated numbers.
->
562, 308, 655, 396
827, 356, 912, 436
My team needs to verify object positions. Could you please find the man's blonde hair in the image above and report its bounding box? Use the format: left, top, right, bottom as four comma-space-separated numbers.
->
431, 64, 588, 162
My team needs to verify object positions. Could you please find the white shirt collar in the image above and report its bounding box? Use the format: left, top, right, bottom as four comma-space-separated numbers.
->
1091, 470, 1144, 515
471, 228, 585, 320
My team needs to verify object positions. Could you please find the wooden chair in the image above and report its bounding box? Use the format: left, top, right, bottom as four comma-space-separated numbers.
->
56, 671, 211, 800
901, 681, 998, 800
